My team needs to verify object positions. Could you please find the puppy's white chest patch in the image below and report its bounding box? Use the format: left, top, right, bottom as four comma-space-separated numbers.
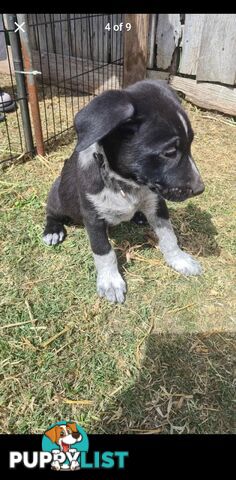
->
87, 187, 142, 225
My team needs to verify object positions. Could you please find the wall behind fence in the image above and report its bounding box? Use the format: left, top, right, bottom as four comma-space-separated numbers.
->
28, 13, 123, 63
25, 13, 124, 152
28, 13, 123, 96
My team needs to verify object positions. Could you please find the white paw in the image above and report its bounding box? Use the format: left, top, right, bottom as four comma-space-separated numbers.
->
43, 231, 65, 246
97, 272, 126, 303
165, 250, 202, 276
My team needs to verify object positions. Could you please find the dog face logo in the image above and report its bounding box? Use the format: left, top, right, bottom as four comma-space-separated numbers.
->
42, 421, 88, 471
45, 423, 81, 453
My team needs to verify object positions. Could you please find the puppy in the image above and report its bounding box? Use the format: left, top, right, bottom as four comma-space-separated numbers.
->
43, 80, 205, 304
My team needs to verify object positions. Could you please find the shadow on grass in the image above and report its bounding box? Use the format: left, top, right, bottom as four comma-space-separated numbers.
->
95, 331, 235, 434
109, 203, 220, 268
170, 203, 220, 257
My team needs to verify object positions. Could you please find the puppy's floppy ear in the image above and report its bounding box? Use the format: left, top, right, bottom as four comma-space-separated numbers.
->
74, 90, 134, 152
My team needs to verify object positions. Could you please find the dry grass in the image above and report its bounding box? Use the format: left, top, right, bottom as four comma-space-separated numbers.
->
0, 81, 235, 434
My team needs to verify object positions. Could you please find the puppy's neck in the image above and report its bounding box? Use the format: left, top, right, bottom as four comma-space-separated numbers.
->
93, 144, 140, 196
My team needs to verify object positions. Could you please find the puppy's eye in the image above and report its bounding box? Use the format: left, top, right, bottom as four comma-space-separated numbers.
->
60, 431, 65, 437
163, 147, 177, 157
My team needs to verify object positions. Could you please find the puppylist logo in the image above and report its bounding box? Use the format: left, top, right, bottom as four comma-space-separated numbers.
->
42, 421, 88, 471
9, 420, 129, 471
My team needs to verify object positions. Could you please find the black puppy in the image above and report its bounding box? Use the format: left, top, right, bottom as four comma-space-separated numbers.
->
43, 80, 204, 303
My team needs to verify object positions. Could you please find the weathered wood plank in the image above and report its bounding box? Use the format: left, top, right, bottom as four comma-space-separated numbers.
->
33, 13, 55, 53
123, 14, 149, 87
27, 14, 38, 51
33, 14, 47, 52
147, 14, 158, 69
197, 14, 236, 85
170, 75, 236, 115
29, 14, 39, 50
90, 15, 109, 62
156, 14, 182, 70
69, 13, 78, 57
111, 13, 123, 63
69, 14, 91, 60
147, 69, 169, 82
32, 49, 122, 95
179, 14, 205, 75
44, 14, 55, 53
109, 14, 124, 89
53, 13, 71, 56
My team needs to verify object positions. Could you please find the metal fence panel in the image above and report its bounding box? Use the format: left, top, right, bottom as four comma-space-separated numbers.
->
0, 13, 124, 164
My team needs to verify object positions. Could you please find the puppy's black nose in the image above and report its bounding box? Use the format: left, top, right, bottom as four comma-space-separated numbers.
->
192, 178, 205, 196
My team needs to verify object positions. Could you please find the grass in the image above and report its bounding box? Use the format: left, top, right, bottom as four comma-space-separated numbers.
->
0, 100, 236, 434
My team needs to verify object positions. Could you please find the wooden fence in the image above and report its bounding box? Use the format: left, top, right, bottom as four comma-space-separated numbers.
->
147, 14, 236, 115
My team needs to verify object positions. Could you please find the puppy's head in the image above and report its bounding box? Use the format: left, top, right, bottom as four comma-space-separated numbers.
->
75, 80, 204, 202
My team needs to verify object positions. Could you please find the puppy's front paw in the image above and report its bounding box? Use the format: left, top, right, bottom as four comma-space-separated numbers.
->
43, 221, 67, 246
43, 231, 65, 246
165, 250, 202, 276
97, 272, 126, 304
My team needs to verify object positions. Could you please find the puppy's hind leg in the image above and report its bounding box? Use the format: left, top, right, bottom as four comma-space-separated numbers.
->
43, 177, 67, 246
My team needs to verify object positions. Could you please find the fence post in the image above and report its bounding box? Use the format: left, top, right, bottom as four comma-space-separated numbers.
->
123, 14, 149, 87
5, 14, 34, 155
147, 14, 157, 69
16, 13, 45, 156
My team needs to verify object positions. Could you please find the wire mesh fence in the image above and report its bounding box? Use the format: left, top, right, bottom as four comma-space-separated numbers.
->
0, 14, 33, 164
0, 13, 124, 165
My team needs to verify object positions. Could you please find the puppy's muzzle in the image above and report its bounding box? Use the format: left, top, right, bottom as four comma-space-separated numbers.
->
156, 175, 205, 202
156, 161, 205, 202
160, 185, 204, 202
